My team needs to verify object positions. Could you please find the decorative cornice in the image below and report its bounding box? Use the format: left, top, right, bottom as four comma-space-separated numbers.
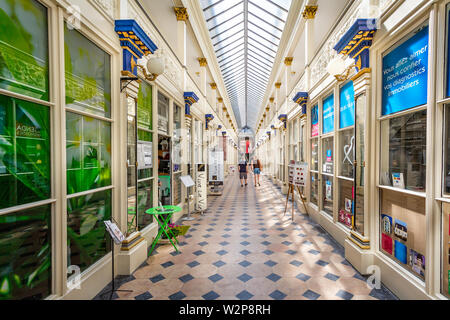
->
174, 7, 189, 21
197, 57, 207, 67
302, 5, 318, 19
284, 57, 293, 66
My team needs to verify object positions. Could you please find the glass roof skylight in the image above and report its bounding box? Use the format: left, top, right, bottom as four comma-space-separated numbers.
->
201, 0, 292, 129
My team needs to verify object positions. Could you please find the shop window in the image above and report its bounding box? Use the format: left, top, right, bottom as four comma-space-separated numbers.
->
173, 104, 182, 173
0, 0, 49, 101
338, 179, 353, 228
447, 4, 450, 98
173, 172, 182, 205
340, 81, 355, 129
137, 179, 153, 230
339, 129, 354, 178
354, 94, 366, 235
66, 113, 111, 194
310, 173, 319, 206
380, 110, 426, 192
311, 105, 319, 138
64, 24, 111, 119
299, 123, 304, 162
65, 22, 112, 274
321, 137, 334, 174
442, 203, 450, 298
322, 175, 333, 216
379, 189, 426, 281
0, 95, 51, 209
311, 138, 318, 171
0, 204, 51, 300
322, 94, 334, 134
67, 189, 112, 273
158, 92, 169, 135
138, 82, 152, 131
443, 106, 450, 195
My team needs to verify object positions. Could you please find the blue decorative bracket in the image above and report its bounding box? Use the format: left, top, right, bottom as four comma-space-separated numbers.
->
115, 20, 158, 77
266, 131, 271, 140
293, 92, 308, 115
184, 92, 199, 117
278, 114, 288, 129
333, 19, 377, 72
205, 114, 214, 130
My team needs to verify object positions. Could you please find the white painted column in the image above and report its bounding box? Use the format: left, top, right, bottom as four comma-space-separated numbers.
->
303, 6, 317, 91
174, 7, 188, 90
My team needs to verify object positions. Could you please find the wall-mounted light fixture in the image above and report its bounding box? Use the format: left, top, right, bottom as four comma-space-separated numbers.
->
137, 55, 165, 82
326, 55, 355, 82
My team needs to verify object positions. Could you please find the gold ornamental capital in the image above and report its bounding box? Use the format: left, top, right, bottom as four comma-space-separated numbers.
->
284, 57, 293, 66
197, 57, 207, 67
210, 82, 217, 90
174, 7, 189, 21
302, 6, 318, 19
275, 82, 282, 89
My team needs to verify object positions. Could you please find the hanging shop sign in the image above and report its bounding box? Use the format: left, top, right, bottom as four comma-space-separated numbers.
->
196, 164, 207, 211
322, 94, 334, 134
382, 25, 429, 116
340, 81, 355, 128
311, 104, 319, 137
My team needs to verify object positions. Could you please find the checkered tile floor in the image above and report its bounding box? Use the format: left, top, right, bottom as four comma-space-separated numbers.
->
95, 174, 397, 300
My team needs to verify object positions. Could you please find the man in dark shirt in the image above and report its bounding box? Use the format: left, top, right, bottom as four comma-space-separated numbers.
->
238, 160, 248, 187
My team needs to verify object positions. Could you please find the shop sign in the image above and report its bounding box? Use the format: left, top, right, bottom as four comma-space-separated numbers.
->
196, 164, 207, 211
322, 95, 334, 134
208, 150, 224, 186
382, 26, 429, 116
340, 81, 355, 128
311, 105, 319, 137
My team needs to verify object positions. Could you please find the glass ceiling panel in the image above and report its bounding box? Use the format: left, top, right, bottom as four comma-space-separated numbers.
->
247, 22, 280, 44
201, 0, 293, 129
203, 0, 243, 20
248, 2, 285, 29
214, 30, 244, 49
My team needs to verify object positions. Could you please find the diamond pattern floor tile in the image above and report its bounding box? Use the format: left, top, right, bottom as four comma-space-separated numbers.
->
102, 175, 397, 301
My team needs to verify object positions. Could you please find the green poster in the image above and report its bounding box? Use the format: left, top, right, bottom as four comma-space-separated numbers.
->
0, 95, 50, 209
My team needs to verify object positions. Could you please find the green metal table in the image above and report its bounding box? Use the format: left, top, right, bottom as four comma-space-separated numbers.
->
145, 205, 182, 256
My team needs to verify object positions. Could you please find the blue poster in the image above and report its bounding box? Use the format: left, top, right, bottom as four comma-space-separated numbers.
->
322, 94, 334, 134
311, 104, 319, 137
340, 81, 355, 128
394, 240, 407, 264
382, 26, 429, 116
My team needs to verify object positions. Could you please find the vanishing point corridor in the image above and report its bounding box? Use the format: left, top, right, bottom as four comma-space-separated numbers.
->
97, 175, 397, 301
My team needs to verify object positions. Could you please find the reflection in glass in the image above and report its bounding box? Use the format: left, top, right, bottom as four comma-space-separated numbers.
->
380, 110, 426, 192
310, 173, 319, 206
311, 138, 318, 171
67, 189, 112, 273
138, 179, 153, 230
321, 137, 334, 174
0, 0, 49, 101
64, 23, 111, 118
339, 129, 354, 178
138, 82, 152, 131
354, 94, 366, 235
444, 106, 450, 194
66, 112, 111, 194
0, 95, 50, 209
158, 92, 169, 135
0, 205, 51, 300
322, 175, 333, 216
338, 179, 353, 229
442, 203, 450, 298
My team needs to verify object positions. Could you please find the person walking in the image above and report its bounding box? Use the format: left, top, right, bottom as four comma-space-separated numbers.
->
238, 159, 248, 187
252, 157, 262, 187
